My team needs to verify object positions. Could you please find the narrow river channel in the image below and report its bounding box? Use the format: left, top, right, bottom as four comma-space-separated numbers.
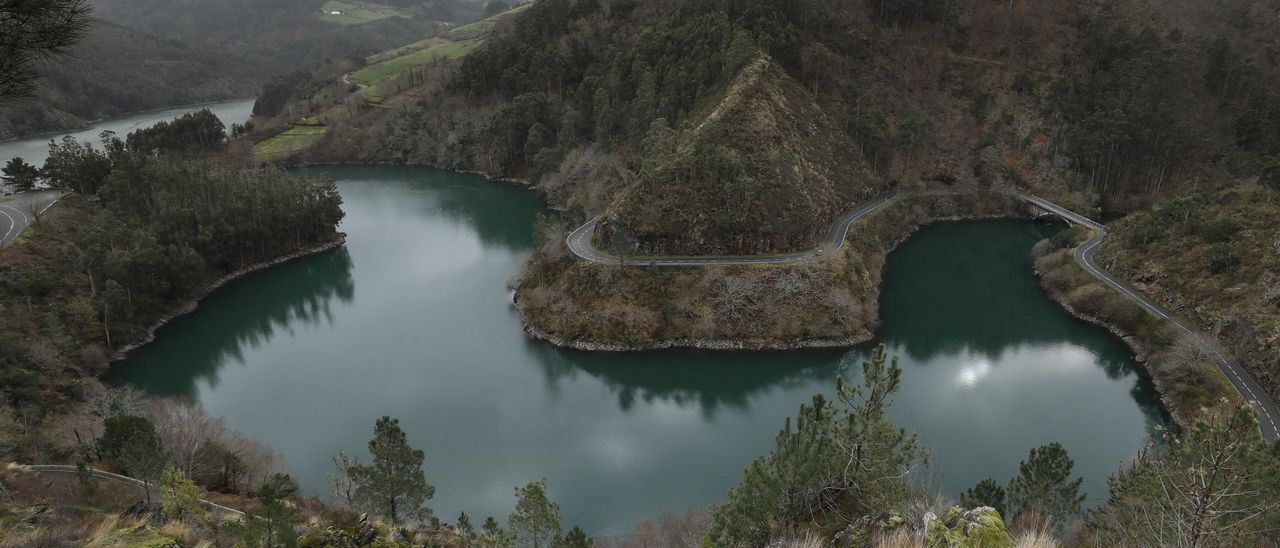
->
109, 165, 1165, 536
0, 98, 255, 167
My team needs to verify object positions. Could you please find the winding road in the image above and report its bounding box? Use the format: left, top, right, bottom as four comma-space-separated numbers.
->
0, 190, 65, 248
566, 191, 1280, 441
1024, 195, 1280, 442
566, 194, 895, 266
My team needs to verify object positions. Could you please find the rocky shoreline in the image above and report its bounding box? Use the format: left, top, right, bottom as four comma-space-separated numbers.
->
108, 234, 348, 363
1033, 256, 1192, 430
516, 193, 1036, 352
519, 321, 871, 352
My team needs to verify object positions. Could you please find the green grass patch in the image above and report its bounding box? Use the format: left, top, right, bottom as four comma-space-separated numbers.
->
366, 37, 449, 64
254, 125, 327, 159
318, 0, 407, 25
447, 1, 534, 40
352, 39, 481, 84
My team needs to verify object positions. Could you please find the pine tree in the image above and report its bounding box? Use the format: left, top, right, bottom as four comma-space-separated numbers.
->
711, 345, 922, 544
1007, 442, 1085, 525
961, 478, 1007, 517
244, 474, 299, 547
1, 157, 39, 192
509, 479, 562, 548
561, 526, 591, 548
348, 416, 435, 523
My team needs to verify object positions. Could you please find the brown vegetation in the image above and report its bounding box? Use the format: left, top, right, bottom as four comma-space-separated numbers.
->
516, 191, 1028, 350
1096, 183, 1280, 407
1033, 233, 1236, 428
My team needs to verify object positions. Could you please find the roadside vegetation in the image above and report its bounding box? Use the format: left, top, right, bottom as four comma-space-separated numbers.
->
1098, 183, 1280, 409
1033, 228, 1237, 428
515, 192, 1027, 350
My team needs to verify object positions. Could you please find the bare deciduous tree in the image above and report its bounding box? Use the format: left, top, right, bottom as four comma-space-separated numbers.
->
329, 450, 360, 507
148, 399, 227, 480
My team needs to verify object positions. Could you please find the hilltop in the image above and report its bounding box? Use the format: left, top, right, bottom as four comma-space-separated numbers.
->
595, 56, 879, 256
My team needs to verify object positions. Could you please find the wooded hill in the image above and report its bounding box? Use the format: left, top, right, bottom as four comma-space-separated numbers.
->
88, 0, 487, 67
277, 0, 1280, 245
595, 56, 879, 256
0, 19, 269, 140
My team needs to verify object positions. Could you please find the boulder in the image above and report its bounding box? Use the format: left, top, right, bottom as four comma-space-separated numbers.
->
924, 506, 1014, 548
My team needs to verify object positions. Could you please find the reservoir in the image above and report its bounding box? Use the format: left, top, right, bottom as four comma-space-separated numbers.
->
110, 165, 1164, 536
0, 98, 255, 167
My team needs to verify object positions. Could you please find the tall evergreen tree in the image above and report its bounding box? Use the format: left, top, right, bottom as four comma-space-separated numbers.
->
1007, 442, 1085, 526
1, 157, 39, 192
348, 416, 435, 524
508, 479, 562, 548
711, 345, 922, 544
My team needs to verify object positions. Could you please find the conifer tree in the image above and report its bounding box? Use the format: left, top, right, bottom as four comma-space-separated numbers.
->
509, 479, 562, 548
1007, 442, 1085, 525
348, 416, 435, 524
961, 478, 1007, 517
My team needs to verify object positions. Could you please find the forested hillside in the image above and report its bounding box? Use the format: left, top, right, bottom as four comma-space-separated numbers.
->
294, 0, 1280, 213
88, 0, 486, 67
0, 20, 269, 140
0, 114, 344, 461
264, 0, 1280, 356
594, 56, 879, 255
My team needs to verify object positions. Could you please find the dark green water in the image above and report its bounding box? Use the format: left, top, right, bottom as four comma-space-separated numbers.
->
110, 165, 1164, 535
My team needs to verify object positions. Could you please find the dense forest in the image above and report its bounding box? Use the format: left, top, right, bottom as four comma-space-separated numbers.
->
296, 0, 1280, 233
0, 111, 344, 457
0, 20, 269, 140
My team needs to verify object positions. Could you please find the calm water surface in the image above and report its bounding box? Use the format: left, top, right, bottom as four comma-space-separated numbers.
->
111, 165, 1164, 535
0, 98, 255, 167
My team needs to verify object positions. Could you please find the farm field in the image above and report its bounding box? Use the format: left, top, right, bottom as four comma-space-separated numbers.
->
318, 0, 408, 25
254, 125, 327, 159
352, 39, 481, 84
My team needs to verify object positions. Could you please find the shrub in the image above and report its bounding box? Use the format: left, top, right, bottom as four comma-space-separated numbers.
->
1067, 285, 1110, 314
1206, 245, 1242, 274
1195, 216, 1239, 244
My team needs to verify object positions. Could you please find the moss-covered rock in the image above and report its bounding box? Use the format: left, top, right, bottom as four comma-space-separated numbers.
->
923, 506, 1014, 548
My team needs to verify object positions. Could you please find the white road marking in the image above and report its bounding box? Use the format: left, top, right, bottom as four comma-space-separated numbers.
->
0, 208, 15, 244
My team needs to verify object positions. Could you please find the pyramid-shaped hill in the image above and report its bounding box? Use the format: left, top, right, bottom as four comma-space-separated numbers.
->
594, 55, 880, 257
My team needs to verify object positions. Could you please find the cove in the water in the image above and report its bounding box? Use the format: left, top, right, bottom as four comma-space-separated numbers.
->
110, 165, 1166, 536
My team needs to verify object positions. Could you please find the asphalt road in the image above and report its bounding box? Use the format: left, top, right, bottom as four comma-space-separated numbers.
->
0, 190, 65, 248
566, 193, 896, 266
22, 464, 247, 517
1025, 194, 1280, 442
566, 190, 1280, 440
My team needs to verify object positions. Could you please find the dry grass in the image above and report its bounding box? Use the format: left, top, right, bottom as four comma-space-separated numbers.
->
874, 529, 926, 548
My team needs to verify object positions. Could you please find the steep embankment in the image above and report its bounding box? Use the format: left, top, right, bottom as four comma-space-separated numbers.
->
1098, 184, 1280, 405
593, 56, 879, 256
